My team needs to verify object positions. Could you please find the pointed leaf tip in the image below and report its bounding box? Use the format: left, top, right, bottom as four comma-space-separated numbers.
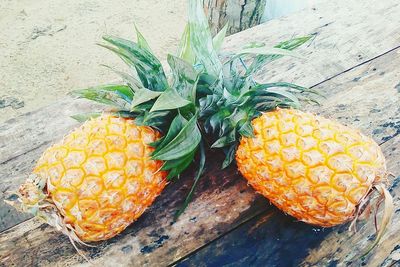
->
213, 23, 228, 52
131, 88, 162, 110
150, 88, 192, 112
152, 114, 201, 160
135, 23, 152, 52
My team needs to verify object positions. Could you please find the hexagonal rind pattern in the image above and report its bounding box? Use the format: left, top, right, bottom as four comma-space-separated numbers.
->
34, 115, 167, 241
236, 109, 386, 227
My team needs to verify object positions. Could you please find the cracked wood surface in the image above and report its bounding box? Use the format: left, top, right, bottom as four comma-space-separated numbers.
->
0, 0, 400, 266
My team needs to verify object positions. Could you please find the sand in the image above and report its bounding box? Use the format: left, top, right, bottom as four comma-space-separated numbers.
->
0, 0, 187, 123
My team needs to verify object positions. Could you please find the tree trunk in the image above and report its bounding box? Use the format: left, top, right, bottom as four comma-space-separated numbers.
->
203, 0, 266, 36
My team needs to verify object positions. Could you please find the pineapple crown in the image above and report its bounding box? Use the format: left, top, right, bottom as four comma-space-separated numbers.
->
71, 0, 317, 216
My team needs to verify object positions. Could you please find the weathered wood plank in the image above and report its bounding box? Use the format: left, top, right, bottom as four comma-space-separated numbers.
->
1, 39, 399, 267
222, 0, 400, 86
1, 0, 400, 234
174, 48, 400, 267
174, 137, 400, 267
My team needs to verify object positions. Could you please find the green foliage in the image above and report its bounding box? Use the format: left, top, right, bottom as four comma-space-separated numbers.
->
135, 24, 153, 52
70, 84, 133, 109
70, 112, 101, 122
130, 88, 162, 110
101, 65, 143, 92
222, 144, 237, 169
152, 114, 201, 161
188, 0, 221, 76
150, 88, 192, 112
177, 24, 196, 64
246, 36, 313, 75
101, 35, 168, 91
70, 0, 315, 218
174, 140, 206, 220
212, 23, 228, 52
167, 54, 199, 102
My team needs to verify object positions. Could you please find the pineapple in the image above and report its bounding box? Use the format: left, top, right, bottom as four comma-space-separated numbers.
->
236, 108, 388, 227
9, 1, 207, 245
179, 0, 393, 254
18, 115, 167, 242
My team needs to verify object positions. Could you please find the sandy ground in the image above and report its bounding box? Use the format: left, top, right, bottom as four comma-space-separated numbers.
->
0, 0, 187, 123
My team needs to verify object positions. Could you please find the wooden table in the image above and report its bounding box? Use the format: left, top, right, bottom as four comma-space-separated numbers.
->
1, 0, 400, 266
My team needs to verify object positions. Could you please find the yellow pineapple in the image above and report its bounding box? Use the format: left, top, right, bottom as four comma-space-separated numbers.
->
185, 0, 393, 253
236, 108, 388, 227
18, 115, 167, 242
9, 8, 205, 246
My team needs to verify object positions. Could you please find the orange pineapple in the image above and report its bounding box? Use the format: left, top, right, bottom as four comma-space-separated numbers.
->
9, 9, 205, 246
236, 109, 389, 227
186, 0, 393, 252
18, 115, 167, 242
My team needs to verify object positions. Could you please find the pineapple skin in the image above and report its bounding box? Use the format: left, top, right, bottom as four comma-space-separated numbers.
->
32, 115, 167, 241
236, 109, 386, 227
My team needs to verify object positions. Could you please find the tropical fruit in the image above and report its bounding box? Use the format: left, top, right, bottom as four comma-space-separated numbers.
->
176, 1, 393, 253
17, 115, 167, 242
236, 108, 388, 227
9, 1, 207, 244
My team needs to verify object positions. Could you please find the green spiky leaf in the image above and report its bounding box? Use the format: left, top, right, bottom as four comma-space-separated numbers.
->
188, 0, 221, 76
238, 120, 254, 138
71, 84, 133, 108
254, 82, 320, 95
177, 24, 196, 64
213, 23, 228, 52
222, 144, 237, 169
131, 88, 162, 110
101, 65, 143, 92
152, 114, 201, 160
211, 129, 236, 148
167, 54, 199, 102
150, 88, 192, 112
236, 47, 302, 59
155, 114, 187, 151
162, 149, 196, 180
246, 36, 312, 75
70, 112, 101, 122
134, 110, 171, 130
101, 35, 168, 91
174, 140, 206, 219
135, 24, 152, 52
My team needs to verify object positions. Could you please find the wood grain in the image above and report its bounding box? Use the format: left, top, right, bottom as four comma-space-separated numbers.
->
1, 40, 399, 267
223, 0, 400, 87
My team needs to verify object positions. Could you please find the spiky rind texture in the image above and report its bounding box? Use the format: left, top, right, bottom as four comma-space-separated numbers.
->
31, 115, 167, 241
236, 109, 386, 227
